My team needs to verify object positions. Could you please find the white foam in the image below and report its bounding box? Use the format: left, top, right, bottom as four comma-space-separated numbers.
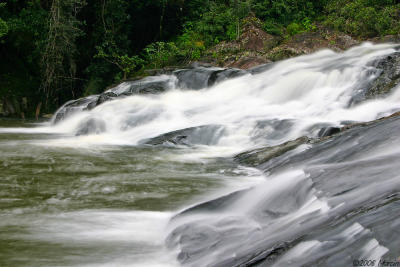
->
1, 43, 397, 159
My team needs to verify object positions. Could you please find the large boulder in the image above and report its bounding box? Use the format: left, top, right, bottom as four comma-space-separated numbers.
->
52, 95, 99, 124
174, 67, 249, 89
95, 75, 176, 107
173, 67, 224, 89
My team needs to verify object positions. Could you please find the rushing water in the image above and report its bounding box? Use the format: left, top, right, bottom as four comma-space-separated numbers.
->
1, 43, 400, 266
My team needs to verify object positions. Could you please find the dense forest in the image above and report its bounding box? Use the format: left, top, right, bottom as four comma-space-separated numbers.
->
0, 0, 399, 117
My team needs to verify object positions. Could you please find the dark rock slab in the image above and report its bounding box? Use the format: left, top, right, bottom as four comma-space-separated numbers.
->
52, 95, 99, 124
173, 67, 224, 90
248, 63, 275, 74
318, 126, 341, 138
106, 76, 175, 96
234, 136, 310, 166
140, 125, 225, 146
207, 68, 248, 86
365, 51, 400, 99
167, 112, 400, 267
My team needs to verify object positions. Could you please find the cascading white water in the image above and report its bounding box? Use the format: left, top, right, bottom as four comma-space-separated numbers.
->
19, 42, 398, 156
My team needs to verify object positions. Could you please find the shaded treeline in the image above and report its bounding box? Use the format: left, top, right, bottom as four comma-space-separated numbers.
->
0, 0, 399, 117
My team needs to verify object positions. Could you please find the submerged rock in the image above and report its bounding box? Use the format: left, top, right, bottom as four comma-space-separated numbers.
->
75, 117, 106, 136
140, 125, 225, 146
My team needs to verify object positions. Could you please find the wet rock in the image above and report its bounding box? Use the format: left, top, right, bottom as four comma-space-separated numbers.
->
365, 52, 400, 99
75, 117, 106, 136
94, 92, 118, 107
207, 68, 248, 86
166, 224, 222, 264
173, 67, 224, 89
234, 136, 310, 166
106, 76, 175, 96
248, 63, 275, 74
173, 189, 250, 220
140, 125, 225, 146
52, 95, 99, 124
168, 112, 400, 267
318, 126, 341, 138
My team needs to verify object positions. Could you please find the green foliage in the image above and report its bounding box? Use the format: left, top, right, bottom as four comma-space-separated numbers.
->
143, 42, 178, 69
0, 18, 7, 38
96, 43, 145, 80
263, 20, 284, 36
302, 17, 316, 31
287, 22, 303, 36
175, 23, 206, 62
324, 0, 400, 37
252, 0, 326, 26
286, 17, 316, 36
0, 3, 7, 38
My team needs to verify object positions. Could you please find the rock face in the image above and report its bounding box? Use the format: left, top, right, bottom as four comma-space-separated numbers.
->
140, 125, 225, 146
350, 51, 400, 104
267, 31, 359, 61
317, 126, 341, 138
174, 67, 224, 89
52, 95, 99, 124
365, 52, 400, 99
239, 18, 278, 52
166, 112, 400, 267
106, 76, 175, 96
174, 67, 248, 89
234, 136, 310, 166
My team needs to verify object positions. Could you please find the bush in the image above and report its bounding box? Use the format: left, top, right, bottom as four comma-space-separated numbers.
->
324, 0, 400, 37
0, 18, 7, 38
143, 42, 179, 69
287, 22, 303, 36
263, 20, 284, 36
175, 23, 205, 62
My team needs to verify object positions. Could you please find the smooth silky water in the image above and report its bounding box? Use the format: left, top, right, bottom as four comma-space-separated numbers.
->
0, 120, 264, 266
1, 43, 400, 266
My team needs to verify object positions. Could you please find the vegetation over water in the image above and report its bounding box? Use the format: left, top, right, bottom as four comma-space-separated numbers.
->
0, 0, 399, 116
